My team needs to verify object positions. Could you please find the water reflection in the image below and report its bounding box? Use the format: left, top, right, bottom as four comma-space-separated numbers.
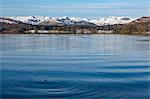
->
0, 34, 150, 98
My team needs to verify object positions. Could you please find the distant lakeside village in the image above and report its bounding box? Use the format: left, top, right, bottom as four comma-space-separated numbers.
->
0, 16, 150, 35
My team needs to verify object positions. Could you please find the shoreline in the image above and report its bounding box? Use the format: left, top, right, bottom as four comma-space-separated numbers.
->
0, 32, 149, 36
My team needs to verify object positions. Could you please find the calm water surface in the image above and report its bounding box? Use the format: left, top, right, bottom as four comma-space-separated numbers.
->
0, 34, 150, 99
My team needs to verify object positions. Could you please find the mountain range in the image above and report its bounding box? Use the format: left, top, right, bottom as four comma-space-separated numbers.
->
0, 16, 149, 35
0, 16, 134, 26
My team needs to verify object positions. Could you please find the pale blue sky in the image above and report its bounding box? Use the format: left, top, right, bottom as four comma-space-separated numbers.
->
1, 0, 150, 18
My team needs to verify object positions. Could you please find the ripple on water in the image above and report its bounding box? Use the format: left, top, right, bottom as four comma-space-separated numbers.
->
1, 34, 150, 98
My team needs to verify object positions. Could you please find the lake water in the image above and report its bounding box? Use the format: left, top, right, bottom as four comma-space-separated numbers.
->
0, 34, 150, 99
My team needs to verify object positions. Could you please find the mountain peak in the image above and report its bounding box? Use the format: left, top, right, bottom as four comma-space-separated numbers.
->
1, 16, 134, 26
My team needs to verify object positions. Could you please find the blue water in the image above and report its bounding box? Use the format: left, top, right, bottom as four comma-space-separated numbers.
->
0, 34, 150, 99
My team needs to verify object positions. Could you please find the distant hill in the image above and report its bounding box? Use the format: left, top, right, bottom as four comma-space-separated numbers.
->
0, 16, 149, 35
131, 16, 150, 24
114, 16, 150, 35
0, 16, 133, 26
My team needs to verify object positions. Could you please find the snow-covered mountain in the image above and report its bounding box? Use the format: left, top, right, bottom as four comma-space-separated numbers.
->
1, 16, 134, 26
0, 18, 22, 24
89, 16, 133, 26
9, 16, 51, 25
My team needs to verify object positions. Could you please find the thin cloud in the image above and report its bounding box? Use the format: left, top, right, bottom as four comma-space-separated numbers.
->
1, 2, 149, 17
1, 2, 143, 9
1, 2, 149, 10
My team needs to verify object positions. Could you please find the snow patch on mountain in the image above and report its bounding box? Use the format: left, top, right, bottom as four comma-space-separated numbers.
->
9, 16, 51, 25
89, 16, 133, 26
0, 18, 18, 24
2, 16, 134, 26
